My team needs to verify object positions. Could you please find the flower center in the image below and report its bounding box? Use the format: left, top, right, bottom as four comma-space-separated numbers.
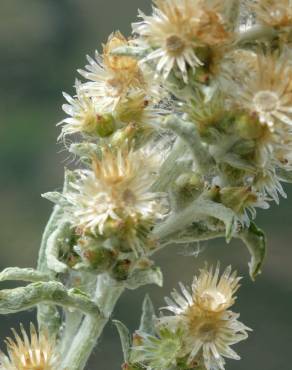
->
253, 90, 279, 114
197, 322, 217, 342
165, 35, 185, 55
106, 77, 125, 97
122, 189, 137, 205
199, 289, 227, 311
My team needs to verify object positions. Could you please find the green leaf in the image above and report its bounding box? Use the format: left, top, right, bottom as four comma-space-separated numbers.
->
153, 197, 237, 243
139, 295, 156, 335
238, 222, 266, 280
113, 320, 131, 362
41, 191, 67, 205
0, 282, 101, 316
164, 116, 215, 174
124, 267, 163, 290
0, 267, 50, 283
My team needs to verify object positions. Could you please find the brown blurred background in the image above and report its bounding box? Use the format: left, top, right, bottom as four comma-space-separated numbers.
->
0, 1, 291, 369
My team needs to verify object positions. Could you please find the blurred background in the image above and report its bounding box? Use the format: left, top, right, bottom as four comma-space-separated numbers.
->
0, 1, 291, 369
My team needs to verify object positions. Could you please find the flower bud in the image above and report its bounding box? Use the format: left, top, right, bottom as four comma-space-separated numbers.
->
95, 113, 115, 137
235, 113, 266, 140
76, 237, 116, 273
111, 125, 137, 146
220, 186, 257, 215
111, 259, 131, 281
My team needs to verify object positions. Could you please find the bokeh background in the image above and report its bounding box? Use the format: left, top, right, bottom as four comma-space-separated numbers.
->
0, 1, 292, 369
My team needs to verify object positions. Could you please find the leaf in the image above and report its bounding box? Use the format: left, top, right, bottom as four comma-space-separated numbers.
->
154, 197, 237, 243
41, 191, 66, 205
238, 222, 266, 280
113, 320, 131, 362
124, 267, 163, 290
139, 295, 156, 335
0, 267, 50, 283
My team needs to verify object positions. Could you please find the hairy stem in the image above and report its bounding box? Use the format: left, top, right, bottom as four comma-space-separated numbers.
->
164, 116, 215, 174
37, 170, 74, 335
151, 138, 190, 192
61, 274, 124, 370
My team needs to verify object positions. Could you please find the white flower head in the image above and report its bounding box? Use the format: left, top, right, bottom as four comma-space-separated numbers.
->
0, 324, 60, 370
133, 0, 229, 82
64, 146, 167, 238
78, 32, 150, 113
133, 0, 204, 82
237, 53, 292, 130
249, 0, 292, 28
159, 264, 250, 370
58, 80, 100, 138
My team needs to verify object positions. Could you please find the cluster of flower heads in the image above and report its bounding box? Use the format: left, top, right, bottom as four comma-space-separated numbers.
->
4, 1, 292, 370
49, 31, 172, 270
133, 0, 292, 224
48, 0, 292, 270
132, 265, 250, 370
0, 324, 60, 370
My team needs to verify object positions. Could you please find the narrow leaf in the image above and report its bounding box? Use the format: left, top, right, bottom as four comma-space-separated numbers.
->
124, 267, 163, 290
239, 222, 266, 280
0, 267, 50, 283
113, 320, 131, 362
139, 294, 156, 335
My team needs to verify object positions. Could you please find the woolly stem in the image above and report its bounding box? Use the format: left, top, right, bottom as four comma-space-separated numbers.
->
164, 116, 215, 174
61, 274, 124, 370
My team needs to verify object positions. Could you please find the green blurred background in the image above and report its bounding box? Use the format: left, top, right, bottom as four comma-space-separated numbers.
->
0, 1, 291, 369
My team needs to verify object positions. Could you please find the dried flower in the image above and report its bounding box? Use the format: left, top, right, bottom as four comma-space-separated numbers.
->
235, 54, 292, 130
78, 33, 147, 113
250, 0, 292, 28
191, 264, 240, 312
58, 80, 115, 138
159, 265, 250, 370
133, 0, 229, 82
0, 324, 60, 370
61, 146, 167, 246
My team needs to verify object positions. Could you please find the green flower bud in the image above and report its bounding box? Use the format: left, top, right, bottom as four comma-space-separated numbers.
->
111, 125, 137, 146
95, 113, 115, 137
172, 173, 205, 209
235, 113, 265, 140
175, 173, 204, 195
77, 237, 116, 273
111, 259, 131, 281
220, 186, 257, 215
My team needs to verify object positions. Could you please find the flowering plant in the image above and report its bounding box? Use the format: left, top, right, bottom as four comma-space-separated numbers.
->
1, 1, 292, 369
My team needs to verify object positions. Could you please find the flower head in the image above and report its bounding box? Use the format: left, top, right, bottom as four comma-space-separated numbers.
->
58, 80, 115, 139
235, 53, 292, 130
249, 0, 292, 28
133, 328, 183, 370
62, 146, 167, 246
0, 324, 60, 370
159, 264, 250, 370
78, 33, 148, 113
133, 0, 229, 82
192, 264, 241, 312
103, 31, 138, 72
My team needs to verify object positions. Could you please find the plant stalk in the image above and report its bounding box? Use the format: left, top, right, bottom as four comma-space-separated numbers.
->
61, 274, 124, 370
